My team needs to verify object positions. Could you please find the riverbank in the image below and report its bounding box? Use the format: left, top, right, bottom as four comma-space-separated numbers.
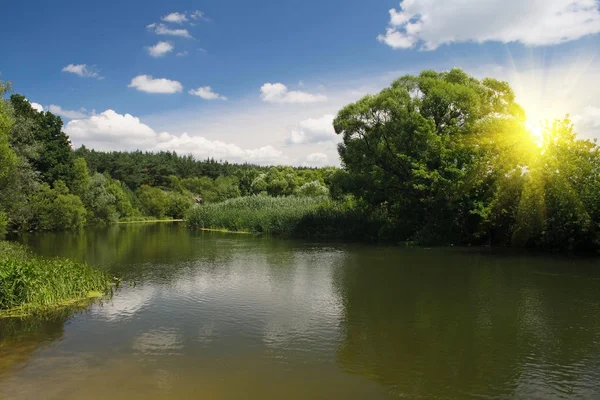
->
185, 195, 391, 241
0, 241, 112, 317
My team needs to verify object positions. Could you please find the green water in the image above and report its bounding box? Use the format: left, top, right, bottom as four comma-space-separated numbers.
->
1, 223, 600, 399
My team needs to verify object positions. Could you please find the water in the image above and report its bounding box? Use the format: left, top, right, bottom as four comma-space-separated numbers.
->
1, 223, 600, 399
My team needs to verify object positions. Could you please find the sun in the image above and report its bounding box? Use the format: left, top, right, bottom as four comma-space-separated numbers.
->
525, 120, 545, 147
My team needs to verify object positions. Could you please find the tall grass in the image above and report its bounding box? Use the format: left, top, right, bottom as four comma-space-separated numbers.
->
185, 195, 327, 236
0, 241, 112, 314
185, 195, 396, 241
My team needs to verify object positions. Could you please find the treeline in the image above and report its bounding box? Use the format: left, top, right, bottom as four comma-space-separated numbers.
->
188, 69, 600, 252
0, 81, 332, 234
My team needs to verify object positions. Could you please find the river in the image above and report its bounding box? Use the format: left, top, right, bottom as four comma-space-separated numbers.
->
1, 223, 600, 399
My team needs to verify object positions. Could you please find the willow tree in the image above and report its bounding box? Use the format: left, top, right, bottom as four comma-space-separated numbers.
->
333, 69, 532, 244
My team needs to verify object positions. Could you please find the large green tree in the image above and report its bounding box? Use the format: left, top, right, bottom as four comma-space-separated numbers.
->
333, 69, 531, 244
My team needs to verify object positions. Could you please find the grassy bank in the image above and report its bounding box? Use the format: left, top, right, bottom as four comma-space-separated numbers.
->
0, 241, 112, 316
185, 195, 394, 241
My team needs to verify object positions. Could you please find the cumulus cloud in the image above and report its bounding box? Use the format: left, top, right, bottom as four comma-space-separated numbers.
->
286, 114, 337, 145
161, 12, 188, 24
378, 0, 600, 50
65, 110, 287, 165
188, 86, 227, 100
47, 105, 87, 119
128, 75, 183, 94
147, 41, 174, 57
29, 101, 44, 112
574, 106, 600, 139
260, 83, 327, 104
147, 23, 192, 39
61, 64, 101, 79
303, 152, 330, 167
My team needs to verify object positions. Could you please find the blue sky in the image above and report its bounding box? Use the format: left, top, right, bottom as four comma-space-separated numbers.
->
2, 0, 600, 166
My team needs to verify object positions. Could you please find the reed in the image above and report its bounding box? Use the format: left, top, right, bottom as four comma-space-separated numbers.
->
185, 195, 327, 236
0, 241, 111, 315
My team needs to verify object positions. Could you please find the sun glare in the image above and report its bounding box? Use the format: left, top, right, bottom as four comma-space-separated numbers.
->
526, 120, 545, 147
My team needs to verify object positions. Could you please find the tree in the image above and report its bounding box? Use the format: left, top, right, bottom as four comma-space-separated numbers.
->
10, 95, 75, 185
0, 81, 17, 188
334, 69, 529, 244
296, 181, 329, 197
137, 185, 169, 218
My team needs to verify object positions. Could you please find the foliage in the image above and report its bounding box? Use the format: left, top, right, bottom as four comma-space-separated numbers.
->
137, 185, 169, 218
0, 210, 7, 238
10, 95, 75, 185
296, 180, 329, 197
0, 241, 111, 313
331, 68, 600, 251
0, 81, 17, 188
186, 195, 327, 235
27, 182, 87, 231
166, 191, 194, 219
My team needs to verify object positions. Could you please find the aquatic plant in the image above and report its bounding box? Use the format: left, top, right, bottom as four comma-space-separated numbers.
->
0, 241, 112, 314
185, 195, 327, 235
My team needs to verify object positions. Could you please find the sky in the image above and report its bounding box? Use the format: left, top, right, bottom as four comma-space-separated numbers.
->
1, 0, 600, 166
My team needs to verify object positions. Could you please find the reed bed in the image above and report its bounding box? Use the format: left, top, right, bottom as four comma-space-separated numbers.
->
185, 195, 327, 236
0, 241, 111, 315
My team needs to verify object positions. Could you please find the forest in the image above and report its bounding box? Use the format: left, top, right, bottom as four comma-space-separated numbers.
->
2, 69, 600, 252
0, 81, 332, 234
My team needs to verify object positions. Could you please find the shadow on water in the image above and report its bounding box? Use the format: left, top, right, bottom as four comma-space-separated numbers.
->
0, 305, 92, 376
333, 247, 600, 399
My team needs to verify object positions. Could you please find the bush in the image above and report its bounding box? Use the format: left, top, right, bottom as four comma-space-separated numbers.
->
0, 241, 111, 313
296, 180, 329, 197
167, 191, 194, 219
28, 182, 87, 231
137, 185, 169, 218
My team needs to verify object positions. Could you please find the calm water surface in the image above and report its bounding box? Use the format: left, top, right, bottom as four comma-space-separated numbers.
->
1, 223, 600, 399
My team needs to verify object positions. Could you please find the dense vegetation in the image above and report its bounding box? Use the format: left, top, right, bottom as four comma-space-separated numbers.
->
326, 69, 600, 251
3, 69, 600, 252
0, 80, 332, 235
0, 241, 111, 314
188, 69, 600, 252
186, 195, 327, 235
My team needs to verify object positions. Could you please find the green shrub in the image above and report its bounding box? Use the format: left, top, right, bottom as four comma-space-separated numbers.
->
137, 185, 169, 218
28, 182, 87, 231
167, 191, 194, 219
296, 180, 329, 197
0, 241, 111, 313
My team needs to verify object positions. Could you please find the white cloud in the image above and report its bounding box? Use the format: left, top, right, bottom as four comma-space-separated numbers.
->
61, 64, 101, 79
47, 105, 87, 119
260, 83, 327, 104
29, 101, 44, 112
176, 51, 188, 57
303, 152, 330, 167
161, 12, 187, 24
286, 114, 337, 145
147, 41, 174, 57
147, 23, 192, 39
188, 86, 227, 100
190, 10, 208, 21
574, 106, 600, 139
378, 0, 600, 50
65, 110, 288, 165
128, 75, 183, 94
